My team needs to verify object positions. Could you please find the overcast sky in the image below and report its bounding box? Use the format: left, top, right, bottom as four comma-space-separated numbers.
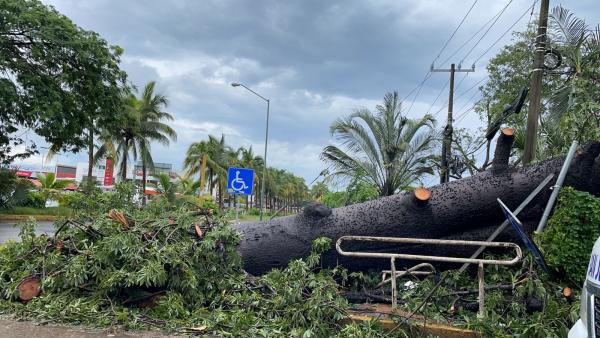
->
19, 0, 600, 186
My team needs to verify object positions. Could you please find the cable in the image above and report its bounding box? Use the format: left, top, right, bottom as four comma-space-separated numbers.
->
432, 76, 487, 119
432, 0, 480, 66
405, 0, 479, 115
439, 5, 509, 66
404, 72, 432, 114
425, 78, 450, 116
473, 1, 537, 64
461, 0, 515, 64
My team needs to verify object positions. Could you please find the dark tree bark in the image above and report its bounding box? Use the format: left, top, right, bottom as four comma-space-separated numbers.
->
142, 159, 147, 206
491, 128, 515, 173
87, 128, 94, 189
234, 142, 600, 275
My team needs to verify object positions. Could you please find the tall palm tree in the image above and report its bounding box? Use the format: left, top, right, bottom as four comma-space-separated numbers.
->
135, 81, 177, 205
321, 92, 437, 196
95, 94, 139, 183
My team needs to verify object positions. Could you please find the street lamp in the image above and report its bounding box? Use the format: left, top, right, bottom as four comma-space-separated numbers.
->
231, 82, 270, 221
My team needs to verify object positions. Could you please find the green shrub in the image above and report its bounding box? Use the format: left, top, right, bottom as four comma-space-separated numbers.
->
321, 191, 348, 208
58, 192, 79, 208
248, 207, 260, 216
18, 191, 46, 208
539, 187, 600, 285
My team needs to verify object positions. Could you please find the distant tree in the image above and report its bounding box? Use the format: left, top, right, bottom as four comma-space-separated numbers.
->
0, 0, 127, 164
184, 135, 229, 207
310, 181, 329, 201
153, 172, 177, 204
177, 175, 201, 196
321, 92, 437, 196
35, 172, 73, 204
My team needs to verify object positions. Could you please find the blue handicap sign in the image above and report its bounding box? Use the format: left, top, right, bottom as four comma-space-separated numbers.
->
227, 167, 255, 195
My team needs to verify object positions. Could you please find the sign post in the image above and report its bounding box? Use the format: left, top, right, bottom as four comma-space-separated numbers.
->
226, 167, 255, 222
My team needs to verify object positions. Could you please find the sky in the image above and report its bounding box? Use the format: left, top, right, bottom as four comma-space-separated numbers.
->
16, 0, 600, 187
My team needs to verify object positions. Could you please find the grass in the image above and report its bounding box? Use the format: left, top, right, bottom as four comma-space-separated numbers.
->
226, 211, 298, 222
0, 206, 72, 217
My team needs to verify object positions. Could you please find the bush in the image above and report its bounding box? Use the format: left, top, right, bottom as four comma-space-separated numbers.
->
321, 191, 348, 208
539, 187, 600, 285
0, 169, 17, 209
18, 191, 46, 208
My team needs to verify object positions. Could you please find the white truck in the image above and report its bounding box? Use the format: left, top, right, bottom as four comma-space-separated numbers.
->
569, 236, 600, 337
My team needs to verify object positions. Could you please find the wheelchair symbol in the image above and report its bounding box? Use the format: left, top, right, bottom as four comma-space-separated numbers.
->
230, 170, 249, 192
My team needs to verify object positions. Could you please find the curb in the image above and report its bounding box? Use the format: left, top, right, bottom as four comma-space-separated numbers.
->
0, 215, 59, 221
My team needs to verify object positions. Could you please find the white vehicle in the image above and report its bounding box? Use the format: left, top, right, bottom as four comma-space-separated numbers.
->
569, 236, 600, 337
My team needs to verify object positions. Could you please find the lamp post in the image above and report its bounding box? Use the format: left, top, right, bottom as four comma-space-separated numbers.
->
231, 82, 270, 221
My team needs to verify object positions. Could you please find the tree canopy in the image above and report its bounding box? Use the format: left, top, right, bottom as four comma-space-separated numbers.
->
321, 92, 437, 196
0, 0, 127, 164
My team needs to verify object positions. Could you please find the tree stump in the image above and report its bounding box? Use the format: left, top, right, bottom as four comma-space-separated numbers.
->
18, 276, 41, 301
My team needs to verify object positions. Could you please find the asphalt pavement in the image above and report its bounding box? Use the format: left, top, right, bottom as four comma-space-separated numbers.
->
0, 220, 55, 243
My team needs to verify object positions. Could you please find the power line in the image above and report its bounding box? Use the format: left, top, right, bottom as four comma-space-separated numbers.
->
432, 0, 480, 66
425, 77, 450, 116
473, 1, 538, 64
405, 0, 479, 115
461, 0, 515, 64
439, 4, 510, 67
404, 72, 432, 114
454, 76, 488, 102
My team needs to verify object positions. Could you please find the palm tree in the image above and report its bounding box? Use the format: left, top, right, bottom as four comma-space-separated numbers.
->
153, 172, 177, 204
183, 134, 229, 207
95, 94, 139, 183
544, 6, 600, 152
35, 172, 74, 204
135, 81, 177, 205
178, 174, 201, 195
321, 92, 437, 196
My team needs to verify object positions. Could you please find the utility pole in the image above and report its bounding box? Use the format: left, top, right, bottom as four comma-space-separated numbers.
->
522, 0, 550, 165
431, 63, 475, 183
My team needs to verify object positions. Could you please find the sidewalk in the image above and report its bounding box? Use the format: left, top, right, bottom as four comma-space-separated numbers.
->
0, 317, 179, 338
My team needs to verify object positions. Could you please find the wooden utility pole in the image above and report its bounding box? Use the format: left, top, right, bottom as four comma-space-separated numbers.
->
522, 0, 550, 165
432, 63, 475, 183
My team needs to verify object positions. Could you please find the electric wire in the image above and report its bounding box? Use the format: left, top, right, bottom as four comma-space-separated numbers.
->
473, 1, 538, 65
425, 77, 450, 116
405, 0, 479, 114
432, 0, 480, 66
460, 0, 515, 64
439, 4, 510, 67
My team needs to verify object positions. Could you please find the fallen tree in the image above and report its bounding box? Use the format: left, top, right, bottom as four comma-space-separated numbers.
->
235, 139, 600, 275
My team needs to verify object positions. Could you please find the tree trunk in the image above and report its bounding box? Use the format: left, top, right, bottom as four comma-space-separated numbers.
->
121, 137, 129, 182
87, 128, 94, 190
492, 128, 515, 173
142, 159, 147, 206
218, 183, 224, 208
234, 141, 600, 275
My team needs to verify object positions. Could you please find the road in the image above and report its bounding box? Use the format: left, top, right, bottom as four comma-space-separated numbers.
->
0, 221, 55, 243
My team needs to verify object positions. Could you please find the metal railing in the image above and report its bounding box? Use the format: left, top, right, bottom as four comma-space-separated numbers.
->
336, 236, 523, 314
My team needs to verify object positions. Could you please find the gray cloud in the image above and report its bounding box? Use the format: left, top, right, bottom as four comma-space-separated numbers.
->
35, 0, 600, 183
